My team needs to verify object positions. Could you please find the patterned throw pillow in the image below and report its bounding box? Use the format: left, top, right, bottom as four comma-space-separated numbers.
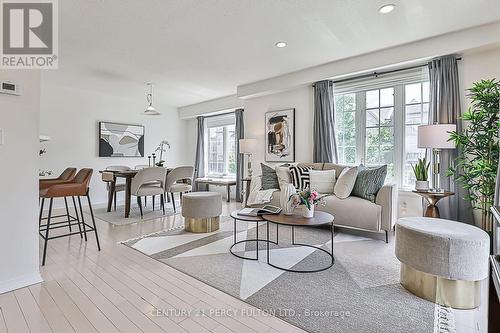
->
351, 165, 387, 202
261, 163, 280, 190
289, 166, 312, 190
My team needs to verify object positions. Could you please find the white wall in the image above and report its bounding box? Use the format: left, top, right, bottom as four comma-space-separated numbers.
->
0, 70, 42, 293
244, 86, 314, 167
40, 81, 193, 207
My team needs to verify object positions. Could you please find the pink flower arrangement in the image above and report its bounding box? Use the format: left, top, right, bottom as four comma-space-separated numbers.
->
289, 188, 325, 210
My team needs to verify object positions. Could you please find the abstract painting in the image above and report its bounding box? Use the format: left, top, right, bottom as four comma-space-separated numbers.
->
99, 122, 144, 157
265, 109, 295, 162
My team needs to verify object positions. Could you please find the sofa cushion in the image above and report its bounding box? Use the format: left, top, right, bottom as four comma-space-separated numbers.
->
309, 169, 336, 194
318, 195, 382, 231
289, 165, 312, 190
275, 166, 292, 190
297, 162, 324, 170
261, 163, 280, 190
351, 165, 387, 202
322, 163, 349, 179
333, 166, 358, 199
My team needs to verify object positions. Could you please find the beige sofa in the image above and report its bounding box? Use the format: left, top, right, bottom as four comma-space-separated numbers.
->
250, 162, 398, 242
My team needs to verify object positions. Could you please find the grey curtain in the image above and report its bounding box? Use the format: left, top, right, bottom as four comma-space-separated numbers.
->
428, 55, 473, 223
193, 116, 205, 191
235, 109, 244, 202
313, 80, 338, 163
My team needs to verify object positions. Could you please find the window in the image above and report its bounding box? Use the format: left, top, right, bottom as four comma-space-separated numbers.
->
334, 69, 429, 188
206, 114, 236, 177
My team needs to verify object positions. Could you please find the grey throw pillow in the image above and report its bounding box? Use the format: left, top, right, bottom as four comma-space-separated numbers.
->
261, 163, 280, 190
351, 165, 387, 202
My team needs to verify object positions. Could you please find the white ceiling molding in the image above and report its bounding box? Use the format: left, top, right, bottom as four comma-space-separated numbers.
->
178, 94, 243, 119
237, 20, 500, 99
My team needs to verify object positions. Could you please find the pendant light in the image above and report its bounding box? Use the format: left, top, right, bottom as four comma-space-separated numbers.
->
144, 82, 160, 115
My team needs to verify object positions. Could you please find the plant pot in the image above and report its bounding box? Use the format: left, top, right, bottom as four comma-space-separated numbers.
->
302, 205, 314, 218
415, 180, 429, 191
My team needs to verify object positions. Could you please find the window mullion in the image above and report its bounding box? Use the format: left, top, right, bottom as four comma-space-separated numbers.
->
356, 92, 366, 165
394, 85, 404, 186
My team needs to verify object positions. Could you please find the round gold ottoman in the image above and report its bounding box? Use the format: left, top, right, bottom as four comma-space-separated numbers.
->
395, 217, 490, 309
182, 192, 222, 233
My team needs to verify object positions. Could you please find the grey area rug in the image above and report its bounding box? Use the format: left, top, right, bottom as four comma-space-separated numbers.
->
123, 217, 443, 333
94, 200, 181, 225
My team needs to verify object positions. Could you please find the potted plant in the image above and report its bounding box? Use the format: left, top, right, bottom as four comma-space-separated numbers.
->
448, 79, 500, 231
289, 188, 325, 218
154, 140, 171, 167
412, 157, 430, 191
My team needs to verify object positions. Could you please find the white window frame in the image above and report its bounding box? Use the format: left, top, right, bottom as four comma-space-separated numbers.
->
204, 113, 236, 178
333, 68, 429, 189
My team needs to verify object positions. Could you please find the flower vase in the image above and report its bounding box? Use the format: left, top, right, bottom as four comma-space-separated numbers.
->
281, 183, 296, 215
302, 205, 314, 218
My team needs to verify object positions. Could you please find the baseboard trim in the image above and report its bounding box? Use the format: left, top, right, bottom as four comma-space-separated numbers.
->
0, 271, 43, 295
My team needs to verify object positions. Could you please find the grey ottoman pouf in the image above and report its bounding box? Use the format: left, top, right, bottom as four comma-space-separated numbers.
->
182, 192, 222, 232
395, 217, 490, 309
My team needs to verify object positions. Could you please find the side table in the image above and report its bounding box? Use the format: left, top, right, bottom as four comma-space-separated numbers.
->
412, 190, 454, 218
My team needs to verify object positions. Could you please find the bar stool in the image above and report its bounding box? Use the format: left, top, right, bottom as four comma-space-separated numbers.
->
39, 168, 101, 266
39, 167, 78, 233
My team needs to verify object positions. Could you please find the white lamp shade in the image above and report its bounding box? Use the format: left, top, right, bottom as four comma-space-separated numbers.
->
239, 138, 257, 153
417, 124, 456, 149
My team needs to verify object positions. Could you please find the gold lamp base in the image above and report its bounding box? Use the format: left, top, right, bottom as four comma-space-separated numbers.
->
184, 217, 220, 233
400, 263, 482, 309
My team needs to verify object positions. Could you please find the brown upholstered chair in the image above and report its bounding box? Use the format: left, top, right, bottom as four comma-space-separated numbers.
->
39, 167, 77, 190
39, 168, 101, 266
39, 167, 78, 235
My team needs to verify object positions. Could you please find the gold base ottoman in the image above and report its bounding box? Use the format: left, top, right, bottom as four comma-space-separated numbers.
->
182, 192, 222, 233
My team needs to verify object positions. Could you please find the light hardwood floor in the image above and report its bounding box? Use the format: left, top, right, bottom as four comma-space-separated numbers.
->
0, 200, 306, 333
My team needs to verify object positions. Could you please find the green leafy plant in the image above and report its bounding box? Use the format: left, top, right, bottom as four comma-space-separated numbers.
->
411, 157, 430, 181
448, 79, 500, 231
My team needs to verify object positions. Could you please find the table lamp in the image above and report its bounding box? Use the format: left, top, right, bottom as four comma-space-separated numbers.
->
239, 138, 257, 178
417, 124, 456, 191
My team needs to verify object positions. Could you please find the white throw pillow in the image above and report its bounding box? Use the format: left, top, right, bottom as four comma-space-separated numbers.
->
334, 166, 358, 199
275, 166, 292, 190
309, 169, 336, 194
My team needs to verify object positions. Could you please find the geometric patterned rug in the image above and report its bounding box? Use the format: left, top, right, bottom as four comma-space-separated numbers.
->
123, 215, 452, 333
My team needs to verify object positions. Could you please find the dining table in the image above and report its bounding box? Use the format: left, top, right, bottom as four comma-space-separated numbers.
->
100, 168, 177, 218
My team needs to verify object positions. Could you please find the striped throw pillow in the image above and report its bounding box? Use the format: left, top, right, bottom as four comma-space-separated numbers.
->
289, 166, 312, 191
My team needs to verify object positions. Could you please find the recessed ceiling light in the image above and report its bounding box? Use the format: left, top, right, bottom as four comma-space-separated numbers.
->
275, 41, 287, 48
378, 4, 396, 14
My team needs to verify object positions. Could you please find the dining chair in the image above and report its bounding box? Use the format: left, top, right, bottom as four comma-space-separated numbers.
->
164, 166, 194, 212
131, 167, 167, 218
104, 165, 130, 210
134, 164, 149, 169
39, 168, 101, 266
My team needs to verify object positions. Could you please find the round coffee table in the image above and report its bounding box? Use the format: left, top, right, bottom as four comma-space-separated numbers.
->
262, 211, 335, 273
229, 210, 278, 261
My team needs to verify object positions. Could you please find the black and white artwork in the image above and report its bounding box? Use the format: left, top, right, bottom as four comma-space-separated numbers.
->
99, 122, 144, 157
265, 109, 295, 162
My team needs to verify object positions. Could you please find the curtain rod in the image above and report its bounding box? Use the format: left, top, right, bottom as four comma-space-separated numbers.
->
313, 57, 462, 86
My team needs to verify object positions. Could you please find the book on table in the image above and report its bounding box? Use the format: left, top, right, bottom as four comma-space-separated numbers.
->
239, 205, 282, 217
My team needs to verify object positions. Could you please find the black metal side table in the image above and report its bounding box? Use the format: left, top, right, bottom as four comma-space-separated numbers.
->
229, 210, 278, 260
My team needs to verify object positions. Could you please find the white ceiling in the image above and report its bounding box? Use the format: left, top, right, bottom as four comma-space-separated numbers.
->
45, 0, 500, 107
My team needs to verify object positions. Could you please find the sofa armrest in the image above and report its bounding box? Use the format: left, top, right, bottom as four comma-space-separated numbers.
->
376, 183, 398, 232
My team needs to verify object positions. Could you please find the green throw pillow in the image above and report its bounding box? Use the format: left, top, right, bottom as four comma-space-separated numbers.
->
351, 165, 387, 202
261, 163, 280, 190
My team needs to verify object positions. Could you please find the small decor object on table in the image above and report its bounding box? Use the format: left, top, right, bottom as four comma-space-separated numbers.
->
154, 140, 170, 167
412, 157, 430, 191
290, 188, 325, 218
